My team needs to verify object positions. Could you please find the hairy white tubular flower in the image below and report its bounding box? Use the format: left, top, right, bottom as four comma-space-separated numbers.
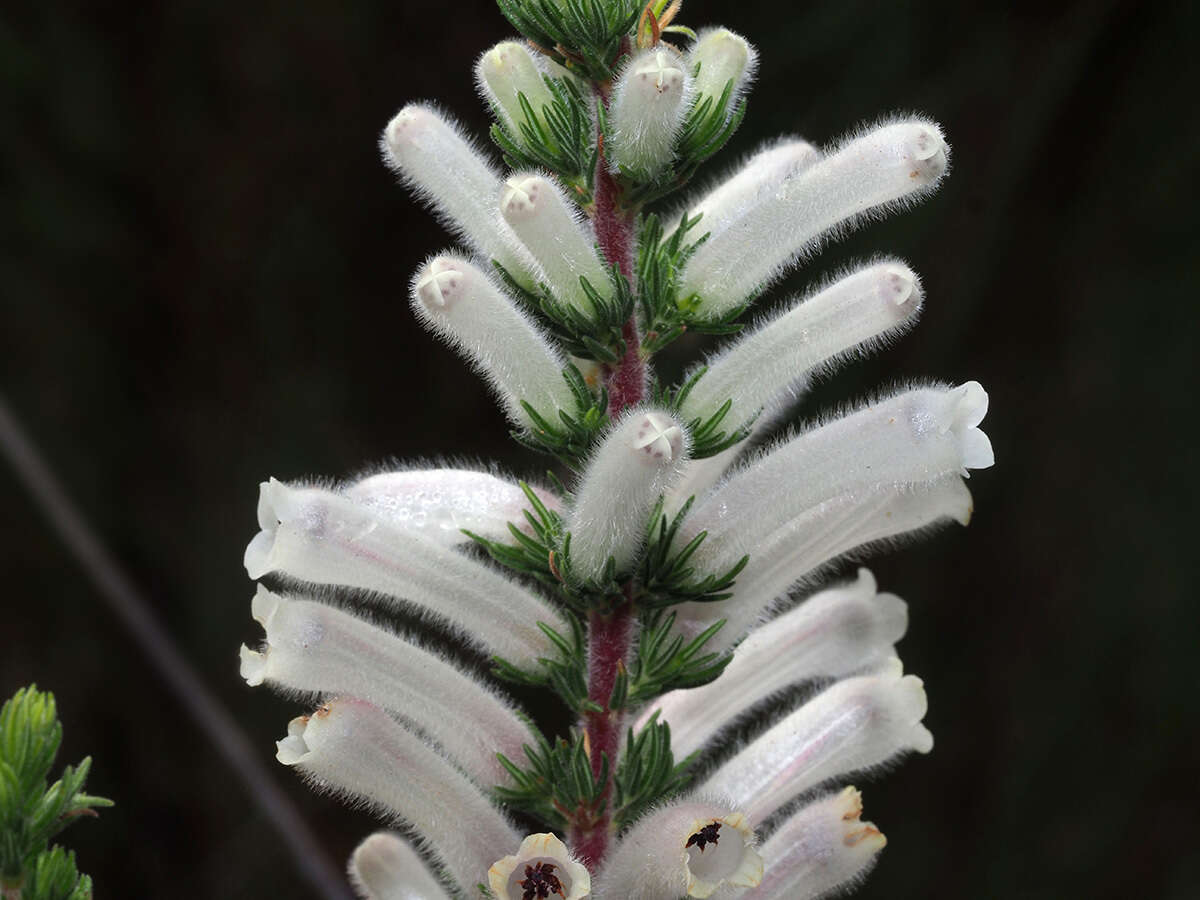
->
381, 104, 536, 284
344, 466, 561, 548
699, 660, 933, 825
666, 138, 821, 241
595, 803, 763, 899
684, 381, 993, 577
640, 570, 906, 757
349, 832, 454, 900
476, 41, 557, 138
679, 118, 950, 319
245, 478, 566, 667
278, 698, 522, 896
607, 47, 692, 179
410, 253, 576, 430
688, 28, 758, 120
240, 587, 533, 785
488, 832, 591, 900
743, 787, 885, 900
499, 172, 614, 316
563, 408, 691, 582
681, 262, 924, 435
674, 478, 971, 654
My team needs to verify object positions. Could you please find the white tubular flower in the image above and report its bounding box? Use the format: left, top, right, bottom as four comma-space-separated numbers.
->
563, 408, 691, 582
675, 478, 972, 654
680, 262, 924, 435
476, 41, 557, 138
679, 118, 949, 318
667, 138, 820, 241
499, 172, 614, 316
244, 479, 566, 667
699, 660, 933, 825
688, 28, 758, 118
277, 697, 522, 896
607, 47, 692, 178
240, 587, 532, 785
380, 103, 536, 284
595, 802, 762, 899
410, 253, 576, 430
344, 466, 561, 548
684, 381, 993, 575
349, 832, 454, 900
743, 787, 885, 900
488, 833, 591, 900
640, 570, 905, 758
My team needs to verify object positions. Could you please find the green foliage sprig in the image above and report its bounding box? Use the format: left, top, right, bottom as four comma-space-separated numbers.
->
0, 686, 111, 900
495, 0, 642, 82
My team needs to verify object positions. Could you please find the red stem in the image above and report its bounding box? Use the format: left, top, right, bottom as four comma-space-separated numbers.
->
566, 124, 646, 870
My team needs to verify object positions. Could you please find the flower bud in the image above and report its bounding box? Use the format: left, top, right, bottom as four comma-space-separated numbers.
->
410, 253, 576, 430
607, 47, 692, 178
476, 41, 557, 138
349, 832, 453, 900
563, 408, 691, 582
245, 479, 566, 667
688, 28, 757, 118
595, 802, 762, 899
679, 118, 950, 318
343, 466, 560, 547
380, 103, 537, 284
278, 698, 520, 896
487, 833, 591, 900
681, 261, 924, 434
241, 586, 533, 785
499, 172, 613, 316
744, 787, 886, 900
641, 569, 906, 757
699, 660, 933, 825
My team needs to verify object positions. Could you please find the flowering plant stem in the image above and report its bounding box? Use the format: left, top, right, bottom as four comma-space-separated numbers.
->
569, 129, 644, 870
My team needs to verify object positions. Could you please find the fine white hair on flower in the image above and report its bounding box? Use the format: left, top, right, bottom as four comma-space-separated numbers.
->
675, 476, 974, 654
409, 251, 578, 431
562, 406, 692, 583
679, 115, 950, 319
277, 697, 522, 897
244, 478, 567, 667
664, 135, 821, 242
607, 46, 694, 179
348, 831, 454, 900
682, 381, 993, 580
379, 102, 539, 286
680, 259, 925, 436
499, 170, 614, 317
341, 465, 561, 548
240, 585, 534, 786
640, 569, 907, 758
698, 658, 933, 826
687, 27, 758, 121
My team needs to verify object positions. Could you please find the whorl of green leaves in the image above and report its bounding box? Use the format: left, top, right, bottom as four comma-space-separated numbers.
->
0, 686, 111, 899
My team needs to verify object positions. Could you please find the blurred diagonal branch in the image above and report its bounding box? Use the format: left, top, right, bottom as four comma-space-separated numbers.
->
0, 395, 352, 900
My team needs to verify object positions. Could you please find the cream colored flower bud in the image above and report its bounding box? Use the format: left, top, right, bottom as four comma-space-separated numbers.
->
688, 28, 757, 115
477, 41, 557, 137
608, 47, 693, 178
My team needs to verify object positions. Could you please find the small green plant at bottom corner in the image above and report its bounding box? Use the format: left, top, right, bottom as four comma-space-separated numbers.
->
0, 685, 112, 900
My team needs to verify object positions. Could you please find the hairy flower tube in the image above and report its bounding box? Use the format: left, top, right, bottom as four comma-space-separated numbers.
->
238, 3, 994, 898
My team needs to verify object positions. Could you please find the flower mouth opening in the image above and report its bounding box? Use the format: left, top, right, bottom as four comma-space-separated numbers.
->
682, 813, 763, 898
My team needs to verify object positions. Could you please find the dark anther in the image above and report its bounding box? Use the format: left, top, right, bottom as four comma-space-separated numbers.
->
685, 822, 723, 853
519, 861, 566, 899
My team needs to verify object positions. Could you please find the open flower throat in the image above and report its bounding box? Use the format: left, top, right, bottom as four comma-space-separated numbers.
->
239, 1, 992, 898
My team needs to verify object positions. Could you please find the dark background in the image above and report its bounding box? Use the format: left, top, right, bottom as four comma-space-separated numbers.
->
2, 0, 1197, 897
